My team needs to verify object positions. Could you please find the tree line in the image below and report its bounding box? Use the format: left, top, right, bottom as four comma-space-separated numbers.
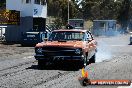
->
47, 0, 81, 25
47, 0, 132, 30
0, 0, 131, 30
0, 0, 5, 8
81, 0, 132, 30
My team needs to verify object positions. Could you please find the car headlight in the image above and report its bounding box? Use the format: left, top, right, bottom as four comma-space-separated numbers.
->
36, 48, 43, 54
75, 49, 81, 55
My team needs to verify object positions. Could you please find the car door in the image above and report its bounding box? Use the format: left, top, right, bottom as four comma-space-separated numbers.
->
86, 32, 97, 59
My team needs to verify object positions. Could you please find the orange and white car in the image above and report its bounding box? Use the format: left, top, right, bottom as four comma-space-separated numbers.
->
34, 29, 97, 68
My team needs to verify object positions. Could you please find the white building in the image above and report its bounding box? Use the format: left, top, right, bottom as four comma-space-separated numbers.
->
6, 0, 47, 18
5, 0, 47, 42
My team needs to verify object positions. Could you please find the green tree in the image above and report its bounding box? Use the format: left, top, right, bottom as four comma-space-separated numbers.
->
117, 0, 131, 30
80, 0, 122, 20
47, 0, 80, 25
0, 0, 6, 8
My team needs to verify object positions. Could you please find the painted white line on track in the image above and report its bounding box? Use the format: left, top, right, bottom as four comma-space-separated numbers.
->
110, 45, 128, 47
22, 56, 34, 59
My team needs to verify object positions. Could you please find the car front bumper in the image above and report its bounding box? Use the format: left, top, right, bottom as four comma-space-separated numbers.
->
34, 54, 84, 61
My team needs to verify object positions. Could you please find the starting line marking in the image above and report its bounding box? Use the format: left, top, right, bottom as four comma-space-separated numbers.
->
110, 45, 128, 47
22, 56, 34, 59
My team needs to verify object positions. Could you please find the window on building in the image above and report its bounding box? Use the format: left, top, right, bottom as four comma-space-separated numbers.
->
22, 0, 31, 4
100, 22, 105, 29
41, 0, 46, 5
26, 0, 31, 3
22, 0, 24, 3
35, 0, 41, 4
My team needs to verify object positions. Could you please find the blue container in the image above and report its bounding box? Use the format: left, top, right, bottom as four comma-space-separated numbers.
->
21, 31, 49, 46
92, 20, 117, 36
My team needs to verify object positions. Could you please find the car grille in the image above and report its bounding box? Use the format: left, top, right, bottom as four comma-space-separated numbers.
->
42, 46, 78, 56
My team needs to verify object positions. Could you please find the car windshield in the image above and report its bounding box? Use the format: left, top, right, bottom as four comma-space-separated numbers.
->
48, 31, 85, 41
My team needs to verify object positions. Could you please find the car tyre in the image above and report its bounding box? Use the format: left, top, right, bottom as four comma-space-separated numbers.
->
21, 44, 26, 47
89, 54, 96, 63
38, 60, 46, 69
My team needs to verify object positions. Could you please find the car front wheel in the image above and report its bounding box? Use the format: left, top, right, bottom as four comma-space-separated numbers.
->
89, 54, 96, 63
79, 55, 87, 68
38, 60, 46, 69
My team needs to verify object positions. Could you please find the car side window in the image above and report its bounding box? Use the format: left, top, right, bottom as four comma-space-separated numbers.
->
88, 32, 92, 39
85, 32, 93, 41
85, 33, 89, 41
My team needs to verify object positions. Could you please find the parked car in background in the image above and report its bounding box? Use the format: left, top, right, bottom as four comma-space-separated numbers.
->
34, 29, 97, 69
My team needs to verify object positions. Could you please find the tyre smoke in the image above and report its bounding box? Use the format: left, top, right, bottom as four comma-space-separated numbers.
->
96, 39, 112, 62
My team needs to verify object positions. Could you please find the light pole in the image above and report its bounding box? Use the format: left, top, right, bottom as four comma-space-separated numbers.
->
68, 0, 71, 24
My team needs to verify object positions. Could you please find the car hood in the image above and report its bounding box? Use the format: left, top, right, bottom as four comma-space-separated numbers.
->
35, 41, 84, 48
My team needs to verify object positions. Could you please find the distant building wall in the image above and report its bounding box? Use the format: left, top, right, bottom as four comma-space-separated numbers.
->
6, 0, 22, 11
21, 4, 33, 17
5, 17, 33, 42
92, 20, 116, 36
5, 0, 47, 42
6, 0, 47, 18
33, 4, 47, 18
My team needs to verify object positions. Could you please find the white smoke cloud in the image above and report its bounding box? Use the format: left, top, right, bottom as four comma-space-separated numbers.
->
96, 39, 112, 62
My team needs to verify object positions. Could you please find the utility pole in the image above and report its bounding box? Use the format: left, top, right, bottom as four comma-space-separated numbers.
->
68, 0, 71, 24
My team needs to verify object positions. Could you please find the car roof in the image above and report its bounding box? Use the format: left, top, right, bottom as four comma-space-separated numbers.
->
53, 29, 87, 33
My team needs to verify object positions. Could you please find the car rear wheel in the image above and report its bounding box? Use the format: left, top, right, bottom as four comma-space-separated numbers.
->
38, 60, 46, 69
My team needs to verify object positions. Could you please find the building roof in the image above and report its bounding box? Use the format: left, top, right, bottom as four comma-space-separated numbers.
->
53, 29, 87, 32
93, 20, 116, 22
69, 19, 84, 21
